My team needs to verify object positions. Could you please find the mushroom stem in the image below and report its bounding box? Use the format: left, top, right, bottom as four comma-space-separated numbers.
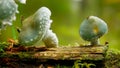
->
90, 39, 99, 46
42, 30, 58, 48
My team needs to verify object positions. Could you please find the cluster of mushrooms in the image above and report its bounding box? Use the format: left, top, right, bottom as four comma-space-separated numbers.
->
0, 0, 108, 47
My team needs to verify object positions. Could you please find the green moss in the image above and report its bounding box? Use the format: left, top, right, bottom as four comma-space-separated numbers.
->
105, 49, 120, 68
55, 64, 71, 68
0, 53, 7, 57
18, 52, 33, 58
0, 42, 9, 53
72, 60, 96, 68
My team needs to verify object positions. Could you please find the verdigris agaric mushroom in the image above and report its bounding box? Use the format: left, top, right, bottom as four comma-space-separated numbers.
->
18, 7, 58, 48
0, 0, 18, 30
80, 16, 108, 45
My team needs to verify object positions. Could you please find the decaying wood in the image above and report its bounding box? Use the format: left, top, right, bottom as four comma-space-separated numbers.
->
33, 45, 108, 60
1, 45, 108, 61
1, 44, 120, 68
0, 44, 110, 68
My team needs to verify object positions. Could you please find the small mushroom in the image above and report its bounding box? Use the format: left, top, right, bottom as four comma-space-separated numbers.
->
0, 0, 18, 30
80, 16, 108, 45
18, 7, 58, 47
42, 30, 58, 48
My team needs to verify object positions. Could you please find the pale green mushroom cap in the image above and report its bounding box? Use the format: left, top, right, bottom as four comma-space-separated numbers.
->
19, 7, 52, 46
80, 16, 108, 45
0, 0, 18, 30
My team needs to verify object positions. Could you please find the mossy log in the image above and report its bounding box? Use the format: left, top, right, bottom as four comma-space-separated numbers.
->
1, 45, 108, 60
33, 46, 108, 60
0, 45, 109, 68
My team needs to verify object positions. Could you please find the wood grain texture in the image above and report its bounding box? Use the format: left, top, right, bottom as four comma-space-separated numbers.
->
1, 45, 108, 61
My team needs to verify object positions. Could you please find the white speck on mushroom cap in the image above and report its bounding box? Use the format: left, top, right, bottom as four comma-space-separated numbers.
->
30, 39, 33, 41
35, 7, 51, 25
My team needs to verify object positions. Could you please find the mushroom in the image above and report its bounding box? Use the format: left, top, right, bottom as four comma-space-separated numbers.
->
80, 16, 108, 45
18, 7, 58, 47
0, 0, 18, 30
42, 30, 58, 48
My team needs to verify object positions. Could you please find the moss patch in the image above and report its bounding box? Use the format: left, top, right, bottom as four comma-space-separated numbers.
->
105, 49, 120, 68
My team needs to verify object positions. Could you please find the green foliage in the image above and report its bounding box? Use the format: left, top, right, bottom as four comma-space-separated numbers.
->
18, 52, 32, 58
0, 45, 5, 52
0, 42, 8, 52
55, 64, 70, 68
72, 60, 96, 68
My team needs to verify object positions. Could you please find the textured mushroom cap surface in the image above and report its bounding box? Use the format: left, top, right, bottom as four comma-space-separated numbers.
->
42, 30, 58, 48
19, 7, 52, 46
0, 0, 18, 29
80, 16, 108, 41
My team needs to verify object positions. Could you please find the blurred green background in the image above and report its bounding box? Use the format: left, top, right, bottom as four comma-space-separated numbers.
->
0, 0, 120, 50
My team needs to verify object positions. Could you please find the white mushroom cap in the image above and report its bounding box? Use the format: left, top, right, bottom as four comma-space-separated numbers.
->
19, 7, 53, 46
0, 0, 18, 30
42, 30, 58, 48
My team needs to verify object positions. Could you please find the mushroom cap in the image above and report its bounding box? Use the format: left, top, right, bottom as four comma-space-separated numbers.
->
19, 7, 52, 46
0, 0, 18, 29
42, 30, 58, 48
80, 16, 108, 41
